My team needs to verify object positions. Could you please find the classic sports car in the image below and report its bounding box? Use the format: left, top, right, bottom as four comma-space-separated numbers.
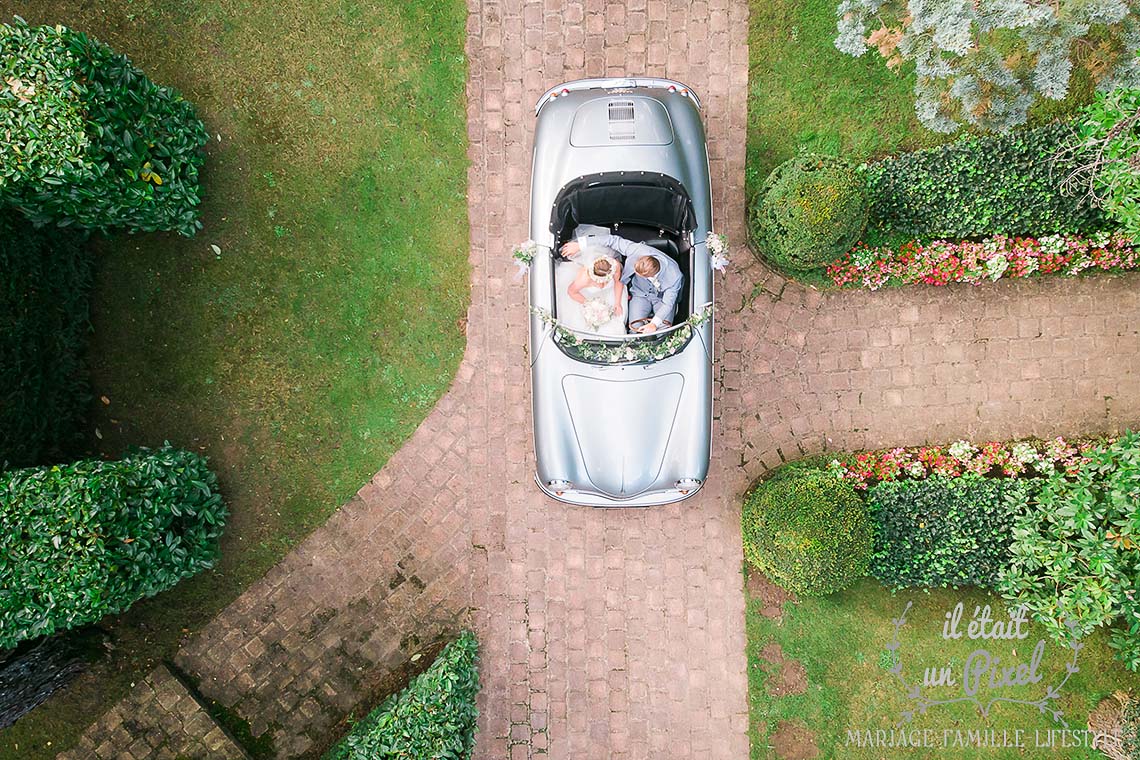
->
528, 78, 715, 507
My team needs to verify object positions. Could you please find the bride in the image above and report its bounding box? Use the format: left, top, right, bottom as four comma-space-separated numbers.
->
558, 249, 627, 335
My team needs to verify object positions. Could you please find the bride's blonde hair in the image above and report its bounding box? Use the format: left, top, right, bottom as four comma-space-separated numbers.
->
592, 257, 613, 278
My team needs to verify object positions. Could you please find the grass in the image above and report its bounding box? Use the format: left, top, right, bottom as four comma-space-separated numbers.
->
0, 0, 469, 757
747, 573, 1140, 759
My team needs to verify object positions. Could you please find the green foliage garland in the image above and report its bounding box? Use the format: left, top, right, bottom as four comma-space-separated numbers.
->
0, 445, 227, 649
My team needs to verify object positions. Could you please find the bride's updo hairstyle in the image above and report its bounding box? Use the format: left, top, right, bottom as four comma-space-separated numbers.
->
592, 257, 613, 278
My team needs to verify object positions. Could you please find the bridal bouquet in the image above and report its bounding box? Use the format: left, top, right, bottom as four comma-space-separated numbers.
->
581, 298, 611, 330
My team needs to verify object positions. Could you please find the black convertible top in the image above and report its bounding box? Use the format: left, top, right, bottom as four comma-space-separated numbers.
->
549, 171, 696, 236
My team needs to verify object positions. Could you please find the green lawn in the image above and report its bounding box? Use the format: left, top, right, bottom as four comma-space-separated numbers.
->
747, 573, 1140, 759
746, 0, 1102, 288
0, 0, 469, 757
745, 0, 1099, 191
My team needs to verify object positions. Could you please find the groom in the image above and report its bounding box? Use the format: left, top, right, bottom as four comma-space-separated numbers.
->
560, 233, 683, 333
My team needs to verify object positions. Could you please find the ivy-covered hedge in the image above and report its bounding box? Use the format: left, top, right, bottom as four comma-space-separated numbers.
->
0, 446, 227, 649
867, 475, 1033, 589
0, 210, 92, 468
863, 122, 1105, 244
1001, 431, 1140, 672
325, 631, 480, 760
742, 469, 872, 597
0, 18, 208, 236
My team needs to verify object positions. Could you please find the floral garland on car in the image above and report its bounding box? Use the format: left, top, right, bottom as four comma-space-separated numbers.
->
827, 231, 1139, 290
827, 436, 1104, 490
531, 303, 713, 364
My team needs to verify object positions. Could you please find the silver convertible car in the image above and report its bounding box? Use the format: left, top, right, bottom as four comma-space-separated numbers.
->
527, 78, 715, 507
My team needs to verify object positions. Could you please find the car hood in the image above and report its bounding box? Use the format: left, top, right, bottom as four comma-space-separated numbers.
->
561, 372, 684, 497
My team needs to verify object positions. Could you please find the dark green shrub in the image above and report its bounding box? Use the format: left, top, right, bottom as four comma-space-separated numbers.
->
0, 445, 227, 648
0, 18, 209, 236
1000, 431, 1140, 672
750, 153, 870, 271
325, 631, 480, 760
864, 122, 1105, 244
0, 210, 92, 468
867, 475, 1033, 589
742, 468, 872, 597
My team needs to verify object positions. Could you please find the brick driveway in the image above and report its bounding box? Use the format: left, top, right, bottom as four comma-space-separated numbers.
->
60, 0, 1140, 758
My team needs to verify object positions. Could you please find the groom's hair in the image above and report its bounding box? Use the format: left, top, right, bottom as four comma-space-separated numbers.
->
634, 256, 661, 277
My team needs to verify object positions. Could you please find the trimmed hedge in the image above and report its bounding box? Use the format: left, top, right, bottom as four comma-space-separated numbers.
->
867, 475, 1033, 589
742, 469, 872, 597
325, 631, 480, 760
1001, 431, 1140, 672
863, 121, 1106, 244
0, 18, 209, 236
0, 446, 227, 648
0, 210, 92, 468
751, 153, 869, 271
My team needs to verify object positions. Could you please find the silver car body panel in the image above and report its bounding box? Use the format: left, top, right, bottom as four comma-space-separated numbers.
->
529, 78, 714, 507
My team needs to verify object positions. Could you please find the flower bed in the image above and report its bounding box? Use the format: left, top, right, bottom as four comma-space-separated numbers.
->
826, 436, 1101, 489
826, 231, 1140, 289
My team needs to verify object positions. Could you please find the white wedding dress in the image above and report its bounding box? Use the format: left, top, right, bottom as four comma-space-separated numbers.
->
555, 255, 628, 336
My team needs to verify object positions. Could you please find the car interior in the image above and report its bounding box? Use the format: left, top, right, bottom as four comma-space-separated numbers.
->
548, 172, 695, 334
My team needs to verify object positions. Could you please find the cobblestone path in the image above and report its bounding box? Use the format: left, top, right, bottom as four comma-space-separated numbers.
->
58, 0, 1140, 757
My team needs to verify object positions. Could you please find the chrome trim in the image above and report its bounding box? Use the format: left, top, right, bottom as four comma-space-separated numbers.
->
535, 473, 704, 507
536, 77, 702, 114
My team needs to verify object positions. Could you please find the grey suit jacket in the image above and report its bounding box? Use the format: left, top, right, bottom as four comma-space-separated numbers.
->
579, 233, 683, 325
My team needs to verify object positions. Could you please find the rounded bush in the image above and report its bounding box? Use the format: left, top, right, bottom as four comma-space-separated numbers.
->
742, 468, 871, 597
751, 153, 869, 271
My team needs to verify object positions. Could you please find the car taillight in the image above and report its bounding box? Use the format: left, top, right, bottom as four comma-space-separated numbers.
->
667, 85, 677, 93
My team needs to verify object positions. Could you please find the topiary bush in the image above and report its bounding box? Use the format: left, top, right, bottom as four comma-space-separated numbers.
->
1000, 431, 1140, 672
0, 445, 227, 649
742, 468, 872, 597
0, 17, 209, 236
864, 121, 1106, 244
0, 210, 92, 468
867, 475, 1034, 589
750, 153, 870, 271
325, 631, 480, 760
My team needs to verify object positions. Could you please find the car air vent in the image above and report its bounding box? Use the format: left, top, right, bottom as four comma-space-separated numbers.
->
607, 100, 636, 141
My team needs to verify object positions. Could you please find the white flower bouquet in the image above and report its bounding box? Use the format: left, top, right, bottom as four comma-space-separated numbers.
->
512, 239, 538, 279
707, 232, 730, 272
581, 298, 611, 330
